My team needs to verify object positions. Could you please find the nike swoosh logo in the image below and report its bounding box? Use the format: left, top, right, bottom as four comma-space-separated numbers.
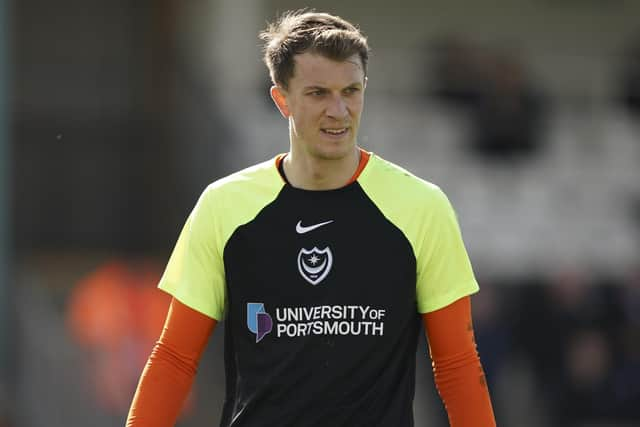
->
296, 220, 334, 234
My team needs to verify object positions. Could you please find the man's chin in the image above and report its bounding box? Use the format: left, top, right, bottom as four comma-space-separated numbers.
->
313, 143, 357, 161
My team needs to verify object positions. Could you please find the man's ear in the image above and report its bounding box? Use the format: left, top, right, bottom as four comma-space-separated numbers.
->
270, 85, 290, 118
363, 76, 368, 90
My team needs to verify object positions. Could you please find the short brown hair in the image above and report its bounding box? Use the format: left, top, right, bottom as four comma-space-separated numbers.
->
259, 10, 370, 89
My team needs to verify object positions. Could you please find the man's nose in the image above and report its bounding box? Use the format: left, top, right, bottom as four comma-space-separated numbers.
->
326, 94, 348, 119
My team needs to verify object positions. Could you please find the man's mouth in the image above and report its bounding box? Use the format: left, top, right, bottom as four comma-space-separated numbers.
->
321, 128, 349, 136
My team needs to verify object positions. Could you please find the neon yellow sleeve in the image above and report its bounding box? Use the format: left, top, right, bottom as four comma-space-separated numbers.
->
157, 159, 284, 320
358, 155, 478, 314
414, 187, 478, 313
158, 186, 227, 320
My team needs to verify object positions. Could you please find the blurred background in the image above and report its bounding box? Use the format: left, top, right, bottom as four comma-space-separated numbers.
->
3, 0, 640, 425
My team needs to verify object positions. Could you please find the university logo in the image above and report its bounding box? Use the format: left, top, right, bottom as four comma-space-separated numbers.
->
247, 302, 272, 342
297, 246, 333, 285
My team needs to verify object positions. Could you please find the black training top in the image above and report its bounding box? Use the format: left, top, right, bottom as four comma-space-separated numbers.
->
158, 152, 478, 427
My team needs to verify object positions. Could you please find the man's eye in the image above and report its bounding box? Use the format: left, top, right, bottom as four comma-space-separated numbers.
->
344, 87, 359, 95
308, 90, 324, 96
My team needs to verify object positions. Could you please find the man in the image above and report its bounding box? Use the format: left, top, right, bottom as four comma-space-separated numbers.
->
127, 10, 496, 427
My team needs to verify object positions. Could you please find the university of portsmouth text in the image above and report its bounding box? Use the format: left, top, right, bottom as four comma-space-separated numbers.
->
274, 305, 386, 338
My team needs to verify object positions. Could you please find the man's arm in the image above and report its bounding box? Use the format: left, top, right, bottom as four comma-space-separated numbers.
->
126, 298, 216, 427
422, 296, 496, 427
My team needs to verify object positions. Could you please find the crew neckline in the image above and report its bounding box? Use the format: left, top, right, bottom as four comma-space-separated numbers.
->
275, 148, 371, 190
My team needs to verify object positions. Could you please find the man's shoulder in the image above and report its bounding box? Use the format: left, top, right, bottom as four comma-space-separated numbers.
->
363, 153, 444, 199
191, 156, 285, 221
204, 156, 283, 196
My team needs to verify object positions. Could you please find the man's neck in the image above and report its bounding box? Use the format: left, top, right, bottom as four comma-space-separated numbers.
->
283, 146, 361, 190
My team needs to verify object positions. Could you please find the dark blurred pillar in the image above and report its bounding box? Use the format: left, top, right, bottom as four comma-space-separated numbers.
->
0, 0, 12, 389
144, 0, 182, 250
124, 0, 183, 252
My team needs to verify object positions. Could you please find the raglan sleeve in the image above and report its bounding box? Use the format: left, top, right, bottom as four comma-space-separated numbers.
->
415, 187, 479, 313
158, 186, 227, 320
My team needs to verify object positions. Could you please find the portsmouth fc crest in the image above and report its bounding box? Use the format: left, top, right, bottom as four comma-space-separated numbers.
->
297, 247, 333, 285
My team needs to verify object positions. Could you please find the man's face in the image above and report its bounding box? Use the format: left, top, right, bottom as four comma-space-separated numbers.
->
276, 52, 366, 160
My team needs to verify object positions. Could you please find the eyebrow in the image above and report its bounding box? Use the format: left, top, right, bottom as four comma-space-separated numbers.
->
302, 83, 363, 91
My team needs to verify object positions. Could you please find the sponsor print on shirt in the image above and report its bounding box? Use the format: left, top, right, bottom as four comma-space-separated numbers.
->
247, 302, 386, 341
247, 302, 273, 342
